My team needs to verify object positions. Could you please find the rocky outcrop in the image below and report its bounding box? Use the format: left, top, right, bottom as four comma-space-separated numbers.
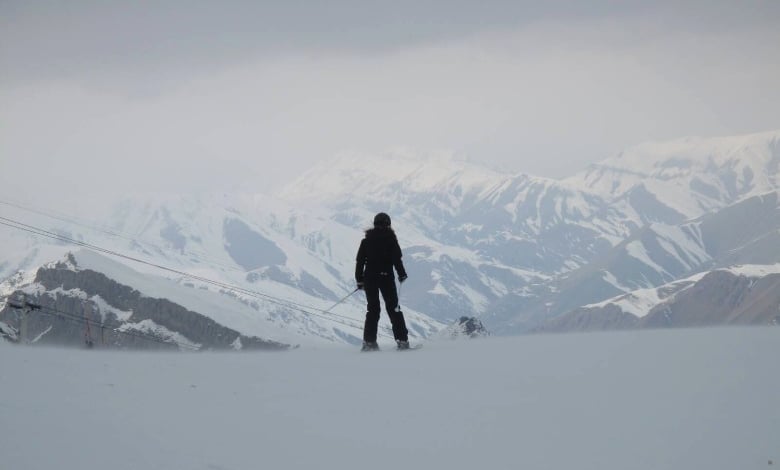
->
439, 316, 490, 339
0, 261, 291, 351
534, 304, 639, 333
537, 269, 780, 333
640, 271, 780, 328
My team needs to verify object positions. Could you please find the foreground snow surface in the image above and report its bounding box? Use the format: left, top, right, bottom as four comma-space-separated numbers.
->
2, 328, 779, 470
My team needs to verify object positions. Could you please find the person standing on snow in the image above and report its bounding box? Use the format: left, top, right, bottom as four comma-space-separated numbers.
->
355, 212, 409, 351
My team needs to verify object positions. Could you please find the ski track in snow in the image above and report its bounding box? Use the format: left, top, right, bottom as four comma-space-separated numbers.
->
2, 327, 779, 470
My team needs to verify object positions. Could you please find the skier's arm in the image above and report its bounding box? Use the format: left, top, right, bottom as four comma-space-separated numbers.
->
355, 240, 367, 287
393, 240, 408, 282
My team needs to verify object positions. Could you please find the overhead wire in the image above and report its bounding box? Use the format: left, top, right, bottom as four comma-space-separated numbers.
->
0, 215, 400, 339
23, 302, 200, 350
0, 199, 133, 241
0, 216, 356, 320
0, 198, 366, 322
0, 198, 246, 273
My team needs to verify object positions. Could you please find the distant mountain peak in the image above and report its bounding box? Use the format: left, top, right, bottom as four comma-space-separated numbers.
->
566, 129, 780, 220
277, 149, 512, 204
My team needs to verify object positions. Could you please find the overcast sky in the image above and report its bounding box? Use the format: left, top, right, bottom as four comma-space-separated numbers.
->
2, 0, 779, 207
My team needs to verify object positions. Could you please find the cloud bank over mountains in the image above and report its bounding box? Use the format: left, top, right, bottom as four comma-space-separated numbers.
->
2, 1, 779, 208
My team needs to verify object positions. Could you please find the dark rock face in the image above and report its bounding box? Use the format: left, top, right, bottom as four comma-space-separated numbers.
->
0, 262, 290, 351
641, 271, 780, 328
534, 305, 640, 333
536, 270, 780, 334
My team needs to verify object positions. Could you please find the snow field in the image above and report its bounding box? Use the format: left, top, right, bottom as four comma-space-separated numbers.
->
2, 327, 779, 470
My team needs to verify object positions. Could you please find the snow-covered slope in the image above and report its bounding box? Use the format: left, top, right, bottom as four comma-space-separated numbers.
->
2, 328, 778, 470
282, 152, 633, 273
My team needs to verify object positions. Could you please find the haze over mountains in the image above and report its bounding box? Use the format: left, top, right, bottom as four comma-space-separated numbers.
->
1, 129, 778, 349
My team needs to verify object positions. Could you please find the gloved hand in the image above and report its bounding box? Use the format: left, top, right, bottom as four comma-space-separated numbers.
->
399, 274, 408, 283
356, 281, 364, 290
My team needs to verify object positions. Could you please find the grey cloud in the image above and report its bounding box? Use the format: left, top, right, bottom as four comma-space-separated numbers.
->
1, 0, 779, 208
2, 0, 778, 86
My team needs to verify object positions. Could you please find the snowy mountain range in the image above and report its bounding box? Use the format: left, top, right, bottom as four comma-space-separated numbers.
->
280, 130, 780, 332
0, 195, 443, 349
1, 129, 779, 348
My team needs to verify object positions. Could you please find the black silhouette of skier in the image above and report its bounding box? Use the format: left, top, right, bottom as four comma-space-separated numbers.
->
355, 212, 409, 351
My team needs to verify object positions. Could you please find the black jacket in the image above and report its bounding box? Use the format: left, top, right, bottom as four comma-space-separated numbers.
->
355, 228, 407, 282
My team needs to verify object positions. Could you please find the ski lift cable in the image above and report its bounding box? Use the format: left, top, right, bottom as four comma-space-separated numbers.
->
0, 216, 349, 315
0, 219, 379, 338
0, 199, 258, 274
30, 298, 366, 350
0, 221, 375, 339
0, 199, 133, 242
0, 215, 361, 322
0, 200, 414, 338
0, 217, 398, 338
0, 197, 345, 283
25, 303, 200, 350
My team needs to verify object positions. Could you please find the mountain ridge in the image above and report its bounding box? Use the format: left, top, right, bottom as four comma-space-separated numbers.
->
2, 129, 779, 346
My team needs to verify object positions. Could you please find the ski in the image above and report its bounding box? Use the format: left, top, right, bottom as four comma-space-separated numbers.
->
359, 344, 423, 352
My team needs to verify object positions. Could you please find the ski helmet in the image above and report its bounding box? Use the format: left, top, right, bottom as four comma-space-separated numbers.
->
373, 212, 391, 228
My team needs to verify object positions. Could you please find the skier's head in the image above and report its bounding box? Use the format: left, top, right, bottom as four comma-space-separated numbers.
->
373, 212, 391, 228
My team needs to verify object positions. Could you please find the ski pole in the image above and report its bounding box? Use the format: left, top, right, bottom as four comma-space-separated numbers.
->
395, 281, 421, 340
323, 288, 359, 314
395, 282, 403, 313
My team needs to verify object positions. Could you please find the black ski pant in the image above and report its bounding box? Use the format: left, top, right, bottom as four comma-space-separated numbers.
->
363, 273, 408, 343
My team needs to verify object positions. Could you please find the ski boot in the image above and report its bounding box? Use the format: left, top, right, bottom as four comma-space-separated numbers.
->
361, 341, 379, 352
396, 340, 410, 350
